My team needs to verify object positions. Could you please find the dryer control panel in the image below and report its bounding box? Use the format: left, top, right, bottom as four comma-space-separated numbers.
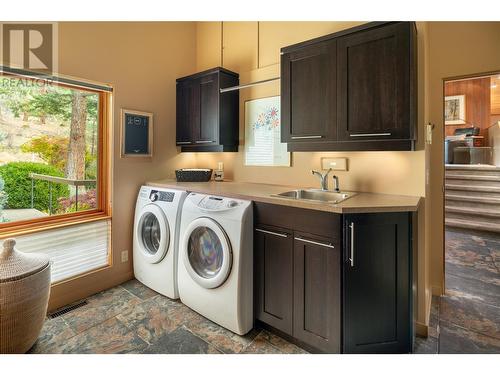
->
197, 195, 241, 211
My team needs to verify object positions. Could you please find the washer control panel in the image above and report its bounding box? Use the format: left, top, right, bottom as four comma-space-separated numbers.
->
149, 190, 174, 203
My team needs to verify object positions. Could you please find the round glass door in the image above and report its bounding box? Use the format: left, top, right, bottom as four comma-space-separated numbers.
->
182, 217, 232, 289
137, 204, 169, 264
141, 213, 161, 255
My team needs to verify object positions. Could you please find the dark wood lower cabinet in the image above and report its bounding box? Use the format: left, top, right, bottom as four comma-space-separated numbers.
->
253, 203, 414, 354
343, 212, 412, 353
293, 233, 340, 353
254, 225, 293, 335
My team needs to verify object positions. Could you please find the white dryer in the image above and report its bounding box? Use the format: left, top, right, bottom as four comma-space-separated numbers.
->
178, 193, 253, 335
133, 186, 188, 299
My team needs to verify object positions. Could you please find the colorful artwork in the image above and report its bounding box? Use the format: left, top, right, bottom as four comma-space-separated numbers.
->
244, 96, 290, 167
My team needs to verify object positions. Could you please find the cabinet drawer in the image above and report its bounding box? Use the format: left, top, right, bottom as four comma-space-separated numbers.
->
254, 202, 341, 241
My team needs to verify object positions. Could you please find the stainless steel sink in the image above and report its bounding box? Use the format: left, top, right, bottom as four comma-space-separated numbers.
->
272, 189, 356, 204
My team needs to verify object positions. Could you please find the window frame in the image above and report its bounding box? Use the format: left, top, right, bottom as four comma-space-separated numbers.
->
0, 72, 112, 239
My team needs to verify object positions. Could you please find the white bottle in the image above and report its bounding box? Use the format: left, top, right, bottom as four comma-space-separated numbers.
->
214, 162, 224, 182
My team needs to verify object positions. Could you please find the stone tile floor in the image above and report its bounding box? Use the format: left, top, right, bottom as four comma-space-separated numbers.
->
30, 228, 499, 354
29, 279, 308, 354
414, 229, 500, 354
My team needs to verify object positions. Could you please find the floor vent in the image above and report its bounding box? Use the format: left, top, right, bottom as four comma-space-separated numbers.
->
48, 300, 88, 319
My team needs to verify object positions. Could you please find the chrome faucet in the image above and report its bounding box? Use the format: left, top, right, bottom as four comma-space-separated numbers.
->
332, 175, 340, 193
311, 168, 332, 191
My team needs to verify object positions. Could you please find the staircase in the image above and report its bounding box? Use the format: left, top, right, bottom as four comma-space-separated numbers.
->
445, 165, 500, 233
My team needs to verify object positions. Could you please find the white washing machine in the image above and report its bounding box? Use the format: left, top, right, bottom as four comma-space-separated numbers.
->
133, 186, 188, 299
178, 193, 253, 335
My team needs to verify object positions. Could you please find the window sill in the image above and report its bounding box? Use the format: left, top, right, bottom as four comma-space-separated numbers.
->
0, 211, 111, 239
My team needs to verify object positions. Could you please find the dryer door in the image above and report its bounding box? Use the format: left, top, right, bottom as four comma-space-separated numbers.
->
136, 204, 170, 264
182, 217, 232, 289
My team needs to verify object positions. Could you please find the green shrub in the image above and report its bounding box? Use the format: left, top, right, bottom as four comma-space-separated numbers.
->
0, 162, 70, 213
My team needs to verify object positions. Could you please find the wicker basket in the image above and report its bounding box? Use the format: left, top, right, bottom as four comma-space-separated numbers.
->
0, 238, 51, 353
175, 168, 213, 182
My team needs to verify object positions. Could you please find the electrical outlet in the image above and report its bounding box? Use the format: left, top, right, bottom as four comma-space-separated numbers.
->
121, 250, 129, 263
321, 157, 347, 171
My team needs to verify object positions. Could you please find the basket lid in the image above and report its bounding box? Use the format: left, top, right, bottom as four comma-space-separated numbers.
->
0, 238, 50, 283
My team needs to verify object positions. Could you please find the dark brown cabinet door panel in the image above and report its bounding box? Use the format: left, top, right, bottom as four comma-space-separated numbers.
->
198, 73, 219, 144
281, 40, 337, 143
338, 22, 412, 141
176, 80, 198, 145
255, 226, 294, 335
343, 212, 411, 353
293, 233, 341, 353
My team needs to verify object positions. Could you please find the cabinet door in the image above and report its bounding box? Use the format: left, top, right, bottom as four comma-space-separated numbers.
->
343, 212, 411, 353
281, 40, 337, 144
196, 73, 219, 145
176, 80, 198, 145
254, 226, 293, 335
293, 233, 341, 353
337, 22, 412, 141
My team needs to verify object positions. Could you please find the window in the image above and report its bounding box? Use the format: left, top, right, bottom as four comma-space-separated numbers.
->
0, 72, 111, 238
0, 70, 112, 283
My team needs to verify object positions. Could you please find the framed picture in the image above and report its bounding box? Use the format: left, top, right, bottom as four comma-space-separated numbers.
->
244, 96, 290, 167
120, 109, 153, 158
445, 95, 466, 125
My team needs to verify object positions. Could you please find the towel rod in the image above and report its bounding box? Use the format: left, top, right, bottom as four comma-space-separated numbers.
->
220, 77, 280, 93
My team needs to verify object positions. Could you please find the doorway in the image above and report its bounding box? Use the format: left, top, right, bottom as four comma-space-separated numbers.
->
440, 72, 500, 352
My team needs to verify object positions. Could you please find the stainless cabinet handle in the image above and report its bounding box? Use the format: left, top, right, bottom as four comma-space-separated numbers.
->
349, 133, 391, 137
291, 135, 323, 140
349, 222, 354, 267
256, 228, 288, 238
195, 140, 215, 144
176, 141, 192, 145
294, 236, 334, 249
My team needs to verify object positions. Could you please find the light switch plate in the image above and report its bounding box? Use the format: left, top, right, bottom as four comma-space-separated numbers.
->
121, 250, 129, 263
321, 157, 347, 171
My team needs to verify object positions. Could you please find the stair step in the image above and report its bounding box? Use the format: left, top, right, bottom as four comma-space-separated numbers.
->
445, 164, 500, 171
445, 205, 500, 218
445, 217, 500, 233
445, 194, 500, 204
445, 174, 500, 182
445, 165, 500, 177
445, 184, 500, 193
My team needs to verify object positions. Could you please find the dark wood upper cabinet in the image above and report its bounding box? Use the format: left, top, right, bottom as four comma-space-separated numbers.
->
337, 22, 414, 143
293, 232, 341, 353
281, 40, 337, 143
343, 212, 413, 354
281, 22, 417, 152
254, 225, 294, 335
176, 67, 239, 152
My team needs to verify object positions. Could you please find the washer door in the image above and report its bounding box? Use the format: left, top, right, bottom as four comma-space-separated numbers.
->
137, 204, 170, 264
182, 217, 232, 289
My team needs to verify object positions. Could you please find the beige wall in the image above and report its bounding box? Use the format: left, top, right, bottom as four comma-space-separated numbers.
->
50, 22, 198, 309
427, 22, 500, 295
192, 22, 430, 331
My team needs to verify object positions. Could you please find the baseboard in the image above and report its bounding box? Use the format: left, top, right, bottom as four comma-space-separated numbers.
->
416, 321, 429, 337
48, 269, 134, 311
431, 285, 443, 296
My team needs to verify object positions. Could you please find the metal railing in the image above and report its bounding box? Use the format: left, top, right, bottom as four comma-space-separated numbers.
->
30, 173, 96, 214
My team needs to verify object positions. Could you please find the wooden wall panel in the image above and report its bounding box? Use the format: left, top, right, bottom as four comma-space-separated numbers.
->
444, 77, 491, 136
491, 76, 500, 115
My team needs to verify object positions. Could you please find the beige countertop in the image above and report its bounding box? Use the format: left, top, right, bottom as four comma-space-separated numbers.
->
146, 179, 421, 214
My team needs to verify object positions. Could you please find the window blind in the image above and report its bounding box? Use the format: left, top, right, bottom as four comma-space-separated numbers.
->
14, 220, 111, 283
